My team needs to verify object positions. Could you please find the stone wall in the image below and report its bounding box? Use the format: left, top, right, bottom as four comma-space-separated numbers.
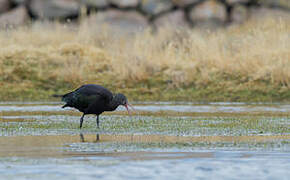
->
0, 0, 289, 28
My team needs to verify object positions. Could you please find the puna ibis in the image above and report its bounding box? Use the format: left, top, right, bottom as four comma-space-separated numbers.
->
56, 84, 134, 128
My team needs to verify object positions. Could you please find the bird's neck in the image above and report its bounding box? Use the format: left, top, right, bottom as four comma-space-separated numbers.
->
107, 97, 120, 111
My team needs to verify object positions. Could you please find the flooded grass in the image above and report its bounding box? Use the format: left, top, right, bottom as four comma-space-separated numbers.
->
0, 102, 289, 179
0, 115, 289, 136
0, 117, 35, 122
0, 133, 289, 158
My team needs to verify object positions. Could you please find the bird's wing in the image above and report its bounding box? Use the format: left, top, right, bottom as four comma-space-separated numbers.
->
61, 84, 113, 111
75, 84, 113, 102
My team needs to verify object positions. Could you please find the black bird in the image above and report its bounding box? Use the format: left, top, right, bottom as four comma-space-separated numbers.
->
58, 84, 134, 128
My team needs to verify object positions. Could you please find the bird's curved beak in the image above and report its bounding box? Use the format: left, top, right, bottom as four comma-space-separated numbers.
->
124, 103, 135, 115
124, 104, 130, 115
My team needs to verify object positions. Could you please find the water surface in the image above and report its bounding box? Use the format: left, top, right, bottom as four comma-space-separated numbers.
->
0, 102, 289, 179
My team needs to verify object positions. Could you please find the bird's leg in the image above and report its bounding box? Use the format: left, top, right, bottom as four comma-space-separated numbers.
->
80, 113, 85, 129
79, 133, 85, 142
96, 115, 100, 128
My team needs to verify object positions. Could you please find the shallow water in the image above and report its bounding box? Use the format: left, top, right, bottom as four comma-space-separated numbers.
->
0, 133, 289, 180
1, 134, 289, 157
0, 102, 289, 179
1, 101, 290, 113
0, 151, 290, 180
0, 134, 289, 180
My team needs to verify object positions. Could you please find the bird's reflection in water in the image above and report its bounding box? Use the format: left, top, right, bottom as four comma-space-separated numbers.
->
79, 133, 100, 142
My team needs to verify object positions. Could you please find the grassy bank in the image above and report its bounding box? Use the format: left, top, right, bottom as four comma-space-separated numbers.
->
0, 17, 289, 102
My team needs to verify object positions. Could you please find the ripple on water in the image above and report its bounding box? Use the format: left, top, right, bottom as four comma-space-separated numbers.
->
0, 102, 289, 180
0, 102, 290, 113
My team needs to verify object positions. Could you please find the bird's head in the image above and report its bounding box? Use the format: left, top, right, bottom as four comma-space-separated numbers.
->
115, 93, 134, 114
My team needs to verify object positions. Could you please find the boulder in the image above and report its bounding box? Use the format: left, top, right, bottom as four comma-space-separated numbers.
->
141, 0, 172, 15
28, 0, 80, 20
109, 0, 139, 7
154, 10, 189, 28
172, 0, 202, 7
190, 0, 226, 22
0, 5, 29, 27
0, 0, 11, 14
226, 0, 249, 4
232, 5, 248, 23
88, 10, 148, 32
249, 7, 290, 20
10, 0, 26, 5
79, 0, 107, 7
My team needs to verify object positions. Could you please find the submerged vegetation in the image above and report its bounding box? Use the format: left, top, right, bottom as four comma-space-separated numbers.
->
1, 108, 290, 150
1, 112, 290, 136
0, 102, 289, 151
0, 17, 289, 101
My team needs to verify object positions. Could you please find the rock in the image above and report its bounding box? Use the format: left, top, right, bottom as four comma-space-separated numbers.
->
79, 0, 107, 7
190, 0, 226, 22
0, 6, 29, 27
141, 0, 172, 15
154, 10, 189, 28
249, 7, 290, 20
232, 5, 248, 23
88, 10, 148, 32
226, 0, 248, 4
0, 0, 11, 14
109, 0, 139, 7
10, 0, 26, 5
28, 0, 80, 20
172, 0, 201, 7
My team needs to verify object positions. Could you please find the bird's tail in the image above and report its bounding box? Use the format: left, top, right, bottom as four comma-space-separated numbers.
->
62, 104, 69, 108
52, 94, 64, 98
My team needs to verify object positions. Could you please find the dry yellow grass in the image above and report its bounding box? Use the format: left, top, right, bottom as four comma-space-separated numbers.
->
0, 17, 289, 101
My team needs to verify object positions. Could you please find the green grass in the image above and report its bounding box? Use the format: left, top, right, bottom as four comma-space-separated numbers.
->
0, 111, 289, 151
60, 140, 290, 152
0, 81, 289, 102
1, 115, 289, 136
110, 141, 290, 151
